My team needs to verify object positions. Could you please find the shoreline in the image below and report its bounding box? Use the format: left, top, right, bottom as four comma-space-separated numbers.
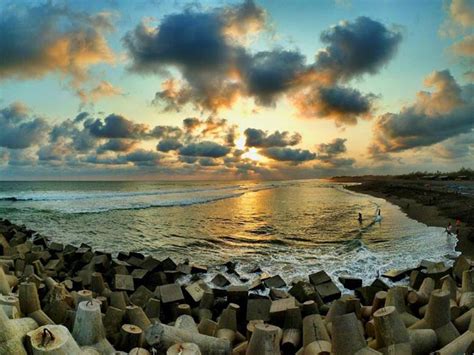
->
342, 179, 474, 257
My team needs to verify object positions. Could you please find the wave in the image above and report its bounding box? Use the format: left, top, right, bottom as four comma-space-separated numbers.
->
74, 192, 247, 214
0, 183, 282, 213
0, 184, 246, 202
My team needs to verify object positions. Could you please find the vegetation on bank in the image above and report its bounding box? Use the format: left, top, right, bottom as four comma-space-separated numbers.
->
396, 167, 474, 181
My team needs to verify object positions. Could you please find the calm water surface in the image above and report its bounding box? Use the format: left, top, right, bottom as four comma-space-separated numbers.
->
0, 180, 458, 287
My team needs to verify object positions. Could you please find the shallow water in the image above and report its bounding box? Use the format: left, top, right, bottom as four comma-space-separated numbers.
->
0, 179, 459, 288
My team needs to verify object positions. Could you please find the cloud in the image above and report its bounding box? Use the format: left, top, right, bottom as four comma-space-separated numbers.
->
125, 149, 161, 166
242, 50, 307, 106
314, 16, 402, 83
260, 147, 316, 163
317, 138, 348, 156
179, 141, 231, 157
0, 3, 115, 83
221, 0, 266, 39
244, 128, 301, 147
123, 3, 250, 112
432, 132, 474, 159
0, 102, 49, 149
97, 139, 137, 152
86, 114, 149, 139
78, 81, 123, 106
293, 85, 376, 125
442, 0, 474, 35
183, 117, 201, 131
150, 125, 183, 139
125, 3, 398, 118
450, 34, 474, 57
157, 138, 183, 152
370, 70, 474, 155
198, 157, 220, 167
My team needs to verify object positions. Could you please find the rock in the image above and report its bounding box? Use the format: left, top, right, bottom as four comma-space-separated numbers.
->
338, 276, 362, 290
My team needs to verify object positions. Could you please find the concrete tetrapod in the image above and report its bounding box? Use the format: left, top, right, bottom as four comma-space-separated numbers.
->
407, 278, 435, 307
27, 325, 82, 355
0, 307, 38, 354
72, 300, 115, 354
331, 313, 381, 355
167, 342, 202, 354
435, 310, 474, 354
460, 269, 474, 310
246, 323, 282, 355
301, 314, 331, 355
145, 321, 231, 355
371, 306, 412, 354
409, 289, 460, 348
385, 287, 419, 327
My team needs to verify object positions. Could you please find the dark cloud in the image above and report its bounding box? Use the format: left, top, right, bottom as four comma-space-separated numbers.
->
315, 16, 402, 83
183, 117, 201, 131
179, 155, 199, 164
125, 149, 161, 166
260, 147, 316, 163
97, 139, 137, 153
179, 141, 231, 157
124, 3, 250, 112
199, 157, 220, 166
370, 70, 474, 156
293, 85, 376, 125
317, 138, 348, 156
150, 125, 183, 139
86, 114, 148, 139
244, 128, 301, 148
0, 3, 115, 83
0, 102, 49, 149
125, 3, 398, 123
157, 138, 183, 152
433, 133, 474, 159
242, 50, 306, 106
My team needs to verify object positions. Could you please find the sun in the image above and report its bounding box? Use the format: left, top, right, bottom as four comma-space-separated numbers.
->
242, 147, 265, 162
235, 135, 265, 162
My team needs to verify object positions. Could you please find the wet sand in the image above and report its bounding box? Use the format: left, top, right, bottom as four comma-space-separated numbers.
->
340, 179, 474, 257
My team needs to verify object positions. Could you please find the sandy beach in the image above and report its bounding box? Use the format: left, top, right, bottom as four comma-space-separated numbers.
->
340, 179, 474, 257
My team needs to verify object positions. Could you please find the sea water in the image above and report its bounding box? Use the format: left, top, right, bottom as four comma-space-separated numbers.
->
0, 179, 459, 288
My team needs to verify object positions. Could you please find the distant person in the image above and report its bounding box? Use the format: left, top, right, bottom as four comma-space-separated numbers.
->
456, 219, 461, 228
374, 208, 382, 222
446, 222, 453, 235
358, 213, 363, 223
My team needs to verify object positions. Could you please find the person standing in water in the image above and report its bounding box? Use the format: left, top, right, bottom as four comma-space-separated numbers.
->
446, 222, 453, 235
358, 213, 363, 224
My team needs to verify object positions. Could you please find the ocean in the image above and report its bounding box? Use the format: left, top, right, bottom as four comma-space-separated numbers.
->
0, 179, 458, 289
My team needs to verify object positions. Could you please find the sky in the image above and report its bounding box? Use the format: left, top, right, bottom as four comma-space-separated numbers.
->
0, 0, 472, 180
